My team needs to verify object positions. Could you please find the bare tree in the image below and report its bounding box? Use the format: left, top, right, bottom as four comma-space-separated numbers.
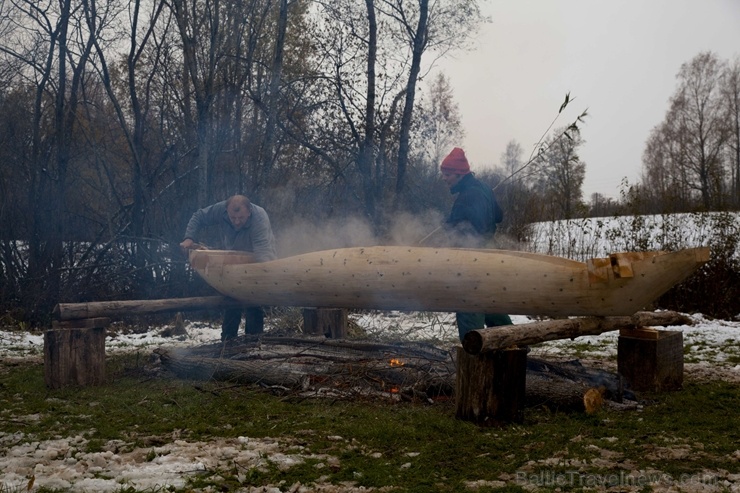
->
671, 52, 729, 209
169, 0, 225, 206
0, 0, 100, 320
259, 0, 290, 187
500, 140, 524, 181
78, 0, 173, 296
306, 0, 486, 225
642, 120, 693, 211
723, 56, 740, 206
536, 126, 586, 219
386, 0, 429, 197
380, 0, 485, 198
413, 72, 464, 168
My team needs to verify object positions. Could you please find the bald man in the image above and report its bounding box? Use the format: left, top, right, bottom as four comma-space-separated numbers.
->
181, 195, 277, 340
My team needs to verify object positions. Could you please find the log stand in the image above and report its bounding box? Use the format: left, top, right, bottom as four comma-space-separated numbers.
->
618, 327, 683, 392
455, 347, 527, 426
44, 317, 110, 389
456, 312, 690, 423
302, 308, 348, 338
47, 299, 351, 390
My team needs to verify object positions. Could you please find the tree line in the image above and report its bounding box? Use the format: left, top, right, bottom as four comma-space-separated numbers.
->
636, 52, 740, 213
0, 0, 736, 326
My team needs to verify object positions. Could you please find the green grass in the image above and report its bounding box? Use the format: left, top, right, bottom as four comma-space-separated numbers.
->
1, 353, 739, 492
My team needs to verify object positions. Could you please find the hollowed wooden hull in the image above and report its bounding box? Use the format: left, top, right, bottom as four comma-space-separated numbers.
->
188, 246, 709, 317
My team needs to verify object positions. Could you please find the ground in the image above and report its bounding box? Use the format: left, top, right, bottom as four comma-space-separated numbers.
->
1, 311, 739, 492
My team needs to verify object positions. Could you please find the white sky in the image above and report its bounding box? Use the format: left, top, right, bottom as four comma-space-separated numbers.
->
433, 0, 740, 199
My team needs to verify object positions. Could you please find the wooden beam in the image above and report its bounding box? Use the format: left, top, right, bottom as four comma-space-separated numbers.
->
52, 317, 111, 329
53, 296, 244, 321
462, 311, 692, 355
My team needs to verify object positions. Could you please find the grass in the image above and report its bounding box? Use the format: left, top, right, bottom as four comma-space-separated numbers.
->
1, 353, 739, 492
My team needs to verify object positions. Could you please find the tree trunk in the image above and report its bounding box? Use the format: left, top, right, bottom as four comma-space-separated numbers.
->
260, 0, 288, 186
156, 350, 309, 387
395, 0, 428, 198
463, 311, 692, 354
526, 374, 605, 413
53, 296, 243, 321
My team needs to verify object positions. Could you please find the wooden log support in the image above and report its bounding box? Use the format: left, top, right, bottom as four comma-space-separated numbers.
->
53, 296, 244, 321
455, 347, 527, 426
303, 308, 348, 338
618, 328, 683, 392
463, 310, 692, 355
44, 318, 110, 389
52, 317, 112, 329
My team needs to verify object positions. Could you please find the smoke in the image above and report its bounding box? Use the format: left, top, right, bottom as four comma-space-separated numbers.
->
265, 177, 449, 257
274, 209, 446, 258
385, 209, 447, 246
275, 216, 378, 257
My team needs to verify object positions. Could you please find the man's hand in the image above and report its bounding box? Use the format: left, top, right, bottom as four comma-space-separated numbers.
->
180, 238, 195, 256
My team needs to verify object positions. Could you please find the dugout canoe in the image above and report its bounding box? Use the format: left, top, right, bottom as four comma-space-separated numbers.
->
188, 246, 710, 317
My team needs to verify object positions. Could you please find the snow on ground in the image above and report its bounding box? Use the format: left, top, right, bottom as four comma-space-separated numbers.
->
0, 432, 353, 493
1, 311, 739, 492
2, 311, 739, 369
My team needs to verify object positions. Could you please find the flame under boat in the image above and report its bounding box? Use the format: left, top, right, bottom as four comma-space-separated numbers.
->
188, 246, 710, 317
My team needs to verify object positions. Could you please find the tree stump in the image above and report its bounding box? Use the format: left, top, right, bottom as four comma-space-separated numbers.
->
302, 308, 348, 338
44, 319, 109, 389
455, 347, 527, 426
618, 328, 683, 392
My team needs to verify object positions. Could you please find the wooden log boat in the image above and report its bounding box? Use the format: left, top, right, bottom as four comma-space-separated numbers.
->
188, 246, 710, 317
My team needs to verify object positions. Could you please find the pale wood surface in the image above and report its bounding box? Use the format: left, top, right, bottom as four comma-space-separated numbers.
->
188, 246, 710, 317
53, 296, 244, 321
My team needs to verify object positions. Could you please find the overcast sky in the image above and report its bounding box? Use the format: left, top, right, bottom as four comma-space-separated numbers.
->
432, 0, 740, 199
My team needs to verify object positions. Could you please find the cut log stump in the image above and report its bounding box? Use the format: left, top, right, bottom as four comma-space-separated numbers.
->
455, 347, 527, 426
303, 308, 348, 338
44, 318, 109, 389
618, 328, 683, 392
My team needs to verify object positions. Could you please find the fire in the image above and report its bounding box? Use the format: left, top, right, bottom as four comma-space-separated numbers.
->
390, 387, 400, 393
389, 358, 404, 367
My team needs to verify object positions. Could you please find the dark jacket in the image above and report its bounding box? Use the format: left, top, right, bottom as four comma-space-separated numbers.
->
184, 200, 277, 262
445, 173, 497, 248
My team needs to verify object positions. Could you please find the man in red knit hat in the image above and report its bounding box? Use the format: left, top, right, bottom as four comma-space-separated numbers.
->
440, 147, 512, 341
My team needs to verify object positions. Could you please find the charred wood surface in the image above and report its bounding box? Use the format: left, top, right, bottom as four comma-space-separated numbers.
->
155, 337, 456, 399
154, 335, 636, 409
523, 357, 627, 412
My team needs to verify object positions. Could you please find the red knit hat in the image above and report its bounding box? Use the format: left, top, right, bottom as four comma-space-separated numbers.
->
440, 147, 471, 174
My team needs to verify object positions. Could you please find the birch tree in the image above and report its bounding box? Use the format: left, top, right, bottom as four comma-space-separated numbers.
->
536, 126, 586, 219
723, 56, 740, 206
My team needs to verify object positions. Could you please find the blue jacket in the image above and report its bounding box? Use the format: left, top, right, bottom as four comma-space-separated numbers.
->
445, 173, 497, 248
